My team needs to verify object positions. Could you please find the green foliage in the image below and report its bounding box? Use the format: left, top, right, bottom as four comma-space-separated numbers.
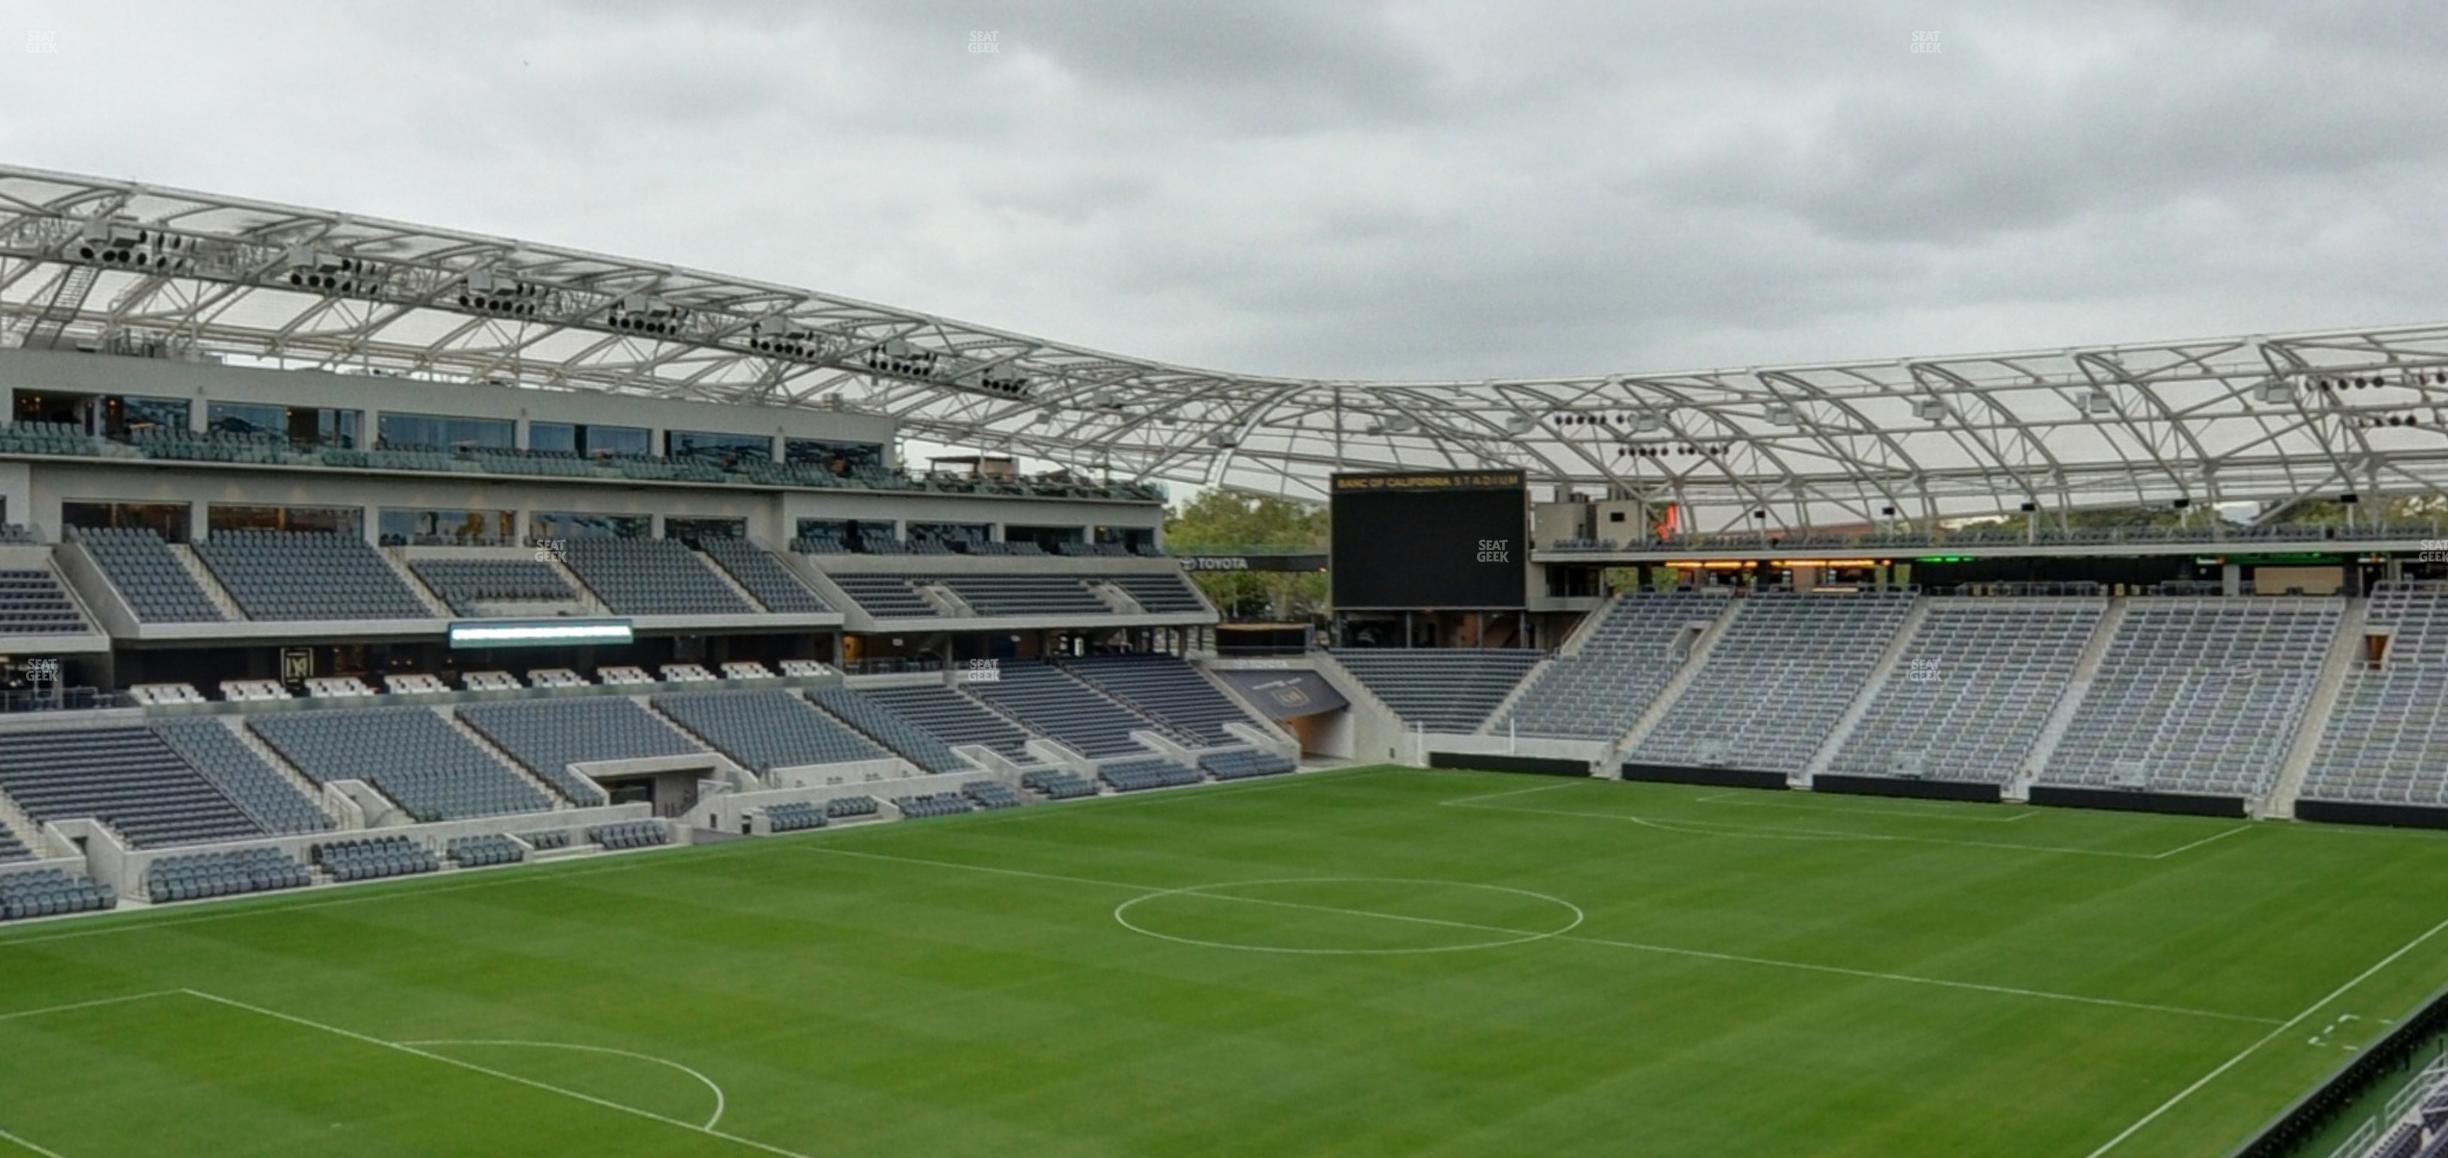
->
1162, 491, 1330, 618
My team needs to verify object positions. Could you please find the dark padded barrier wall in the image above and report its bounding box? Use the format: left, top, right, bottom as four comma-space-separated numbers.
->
2232, 982, 2448, 1157
1812, 775, 2003, 804
2027, 785, 2247, 818
1618, 762, 1788, 790
1427, 752, 1590, 777
2294, 800, 2448, 830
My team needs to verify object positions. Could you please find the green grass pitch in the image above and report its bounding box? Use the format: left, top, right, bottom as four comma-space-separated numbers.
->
5, 766, 2448, 1157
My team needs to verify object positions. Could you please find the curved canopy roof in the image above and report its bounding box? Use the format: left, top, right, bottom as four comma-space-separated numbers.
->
3, 165, 2444, 530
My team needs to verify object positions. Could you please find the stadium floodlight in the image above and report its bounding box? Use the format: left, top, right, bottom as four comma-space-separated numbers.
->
749, 315, 833, 360
456, 269, 546, 318
283, 246, 383, 295
73, 218, 194, 273
607, 293, 689, 337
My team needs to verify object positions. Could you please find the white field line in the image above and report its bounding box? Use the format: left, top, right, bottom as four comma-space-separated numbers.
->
1445, 796, 2257, 861
399, 1039, 727, 1130
2081, 913, 2448, 1157
0, 1127, 64, 1158
179, 990, 809, 1158
1691, 791, 2039, 824
801, 846, 2278, 1026
0, 767, 1394, 952
0, 989, 181, 1024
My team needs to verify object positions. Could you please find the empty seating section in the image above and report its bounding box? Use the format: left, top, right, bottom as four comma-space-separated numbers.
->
1629, 593, 1917, 773
195, 531, 432, 620
523, 829, 572, 851
71, 526, 222, 622
1328, 648, 1545, 733
456, 698, 702, 802
249, 708, 555, 821
966, 663, 1172, 755
1827, 600, 2105, 783
699, 538, 831, 612
151, 718, 335, 835
651, 690, 887, 772
0, 524, 34, 544
407, 558, 579, 614
146, 847, 309, 903
0, 568, 86, 633
1498, 594, 1731, 740
0, 869, 114, 920
383, 673, 450, 694
1099, 758, 1203, 792
527, 669, 588, 688
1110, 572, 1205, 613
720, 661, 775, 680
557, 538, 750, 615
219, 679, 291, 702
661, 664, 718, 682
895, 792, 974, 818
463, 671, 524, 691
824, 795, 880, 819
316, 836, 438, 882
0, 825, 28, 863
831, 575, 936, 618
1200, 750, 1297, 780
2306, 585, 2448, 805
0, 727, 263, 847
1064, 654, 1258, 743
593, 820, 669, 850
1021, 769, 1097, 799
863, 684, 1041, 759
447, 834, 525, 867
806, 688, 968, 774
2042, 598, 2343, 798
765, 801, 827, 832
935, 575, 1107, 616
962, 780, 1024, 809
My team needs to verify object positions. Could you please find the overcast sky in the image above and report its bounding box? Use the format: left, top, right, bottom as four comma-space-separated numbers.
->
2, 1, 2443, 386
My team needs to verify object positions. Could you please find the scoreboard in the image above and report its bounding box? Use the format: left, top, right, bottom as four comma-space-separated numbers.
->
1330, 470, 1528, 609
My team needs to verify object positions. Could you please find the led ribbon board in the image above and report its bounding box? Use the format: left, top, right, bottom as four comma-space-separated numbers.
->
447, 619, 634, 649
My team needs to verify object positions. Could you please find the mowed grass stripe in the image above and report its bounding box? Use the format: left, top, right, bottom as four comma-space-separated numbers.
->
0, 767, 2441, 1156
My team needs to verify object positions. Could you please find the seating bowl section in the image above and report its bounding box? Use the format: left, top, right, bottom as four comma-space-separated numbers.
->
765, 801, 828, 833
650, 690, 889, 774
0, 868, 116, 921
1199, 750, 1297, 780
1327, 648, 1546, 734
407, 558, 579, 614
249, 708, 556, 822
446, 834, 526, 868
146, 847, 310, 903
592, 820, 670, 850
194, 530, 433, 620
1109, 572, 1206, 613
824, 795, 881, 819
1021, 769, 1098, 800
1628, 592, 1918, 774
2305, 584, 2448, 806
894, 792, 975, 819
860, 684, 1041, 760
805, 688, 969, 774
0, 726, 265, 848
961, 780, 1025, 810
315, 836, 439, 883
1826, 599, 2105, 784
1098, 759, 1202, 793
1498, 593, 1734, 741
150, 718, 336, 836
0, 568, 90, 634
698, 538, 831, 613
557, 538, 751, 616
455, 698, 703, 804
1063, 654, 1261, 744
965, 663, 1175, 756
2040, 597, 2343, 798
70, 526, 223, 622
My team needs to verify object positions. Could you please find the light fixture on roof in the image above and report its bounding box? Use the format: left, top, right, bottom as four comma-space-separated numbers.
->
457, 269, 546, 318
2259, 381, 2296, 404
72, 219, 194, 273
1501, 413, 1536, 435
1207, 430, 1239, 448
607, 293, 688, 337
283, 246, 381, 295
750, 316, 829, 360
1913, 397, 1949, 422
2075, 389, 2116, 415
1630, 414, 1665, 433
865, 338, 944, 381
1764, 403, 1798, 426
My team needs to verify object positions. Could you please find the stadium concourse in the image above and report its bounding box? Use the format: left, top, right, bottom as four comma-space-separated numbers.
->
4, 168, 2448, 1154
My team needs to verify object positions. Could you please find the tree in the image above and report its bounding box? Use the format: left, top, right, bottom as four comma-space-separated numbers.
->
1162, 491, 1330, 619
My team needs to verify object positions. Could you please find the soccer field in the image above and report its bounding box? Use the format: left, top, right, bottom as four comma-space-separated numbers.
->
5, 767, 2447, 1158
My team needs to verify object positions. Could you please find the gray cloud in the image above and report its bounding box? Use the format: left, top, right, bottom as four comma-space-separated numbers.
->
0, 0, 2442, 388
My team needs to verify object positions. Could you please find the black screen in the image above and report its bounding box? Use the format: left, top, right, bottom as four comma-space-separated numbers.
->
1331, 472, 1527, 608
